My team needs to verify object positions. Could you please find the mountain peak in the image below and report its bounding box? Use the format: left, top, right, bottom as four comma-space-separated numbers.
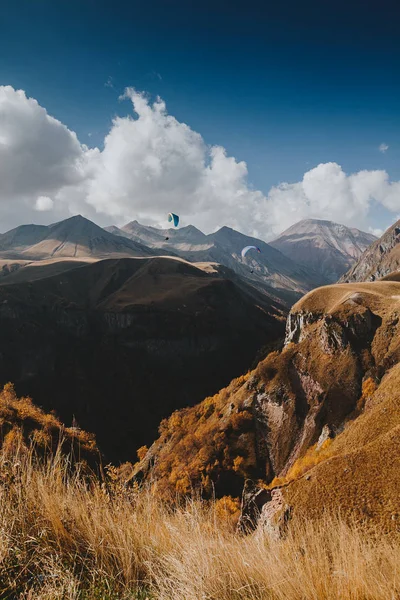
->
0, 215, 155, 259
271, 219, 376, 283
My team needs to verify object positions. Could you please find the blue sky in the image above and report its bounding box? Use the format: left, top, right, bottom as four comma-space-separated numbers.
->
0, 0, 399, 236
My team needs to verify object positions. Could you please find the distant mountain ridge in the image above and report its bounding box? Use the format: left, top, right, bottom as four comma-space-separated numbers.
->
340, 219, 400, 283
105, 220, 323, 305
270, 219, 376, 283
0, 215, 156, 260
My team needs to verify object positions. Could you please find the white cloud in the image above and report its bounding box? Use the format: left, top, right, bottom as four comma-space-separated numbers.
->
35, 196, 54, 211
368, 226, 383, 237
104, 77, 114, 89
1, 85, 400, 238
0, 85, 94, 228
379, 143, 389, 153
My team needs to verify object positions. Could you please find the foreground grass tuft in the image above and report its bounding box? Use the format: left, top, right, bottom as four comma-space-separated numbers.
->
0, 444, 398, 599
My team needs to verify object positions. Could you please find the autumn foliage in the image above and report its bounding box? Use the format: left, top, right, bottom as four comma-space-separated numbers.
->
140, 373, 259, 499
0, 382, 98, 461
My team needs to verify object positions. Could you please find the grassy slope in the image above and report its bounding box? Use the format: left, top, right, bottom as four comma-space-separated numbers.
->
0, 444, 399, 599
283, 362, 400, 533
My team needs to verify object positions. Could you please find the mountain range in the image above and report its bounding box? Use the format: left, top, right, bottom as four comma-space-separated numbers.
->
0, 215, 156, 260
106, 217, 376, 297
106, 220, 322, 304
0, 215, 376, 301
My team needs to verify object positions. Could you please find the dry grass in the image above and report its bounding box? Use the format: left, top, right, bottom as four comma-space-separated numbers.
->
0, 445, 399, 599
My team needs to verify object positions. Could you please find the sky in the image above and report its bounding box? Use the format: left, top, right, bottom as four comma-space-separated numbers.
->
0, 0, 400, 239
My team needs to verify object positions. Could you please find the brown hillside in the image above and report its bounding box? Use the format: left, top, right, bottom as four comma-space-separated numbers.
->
136, 277, 400, 532
280, 362, 400, 533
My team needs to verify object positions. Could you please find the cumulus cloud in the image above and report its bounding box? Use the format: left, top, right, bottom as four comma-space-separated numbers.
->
35, 196, 54, 211
0, 85, 96, 228
1, 84, 400, 238
379, 143, 389, 153
264, 164, 399, 236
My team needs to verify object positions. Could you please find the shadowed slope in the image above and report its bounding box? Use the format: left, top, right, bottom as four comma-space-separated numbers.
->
0, 256, 285, 462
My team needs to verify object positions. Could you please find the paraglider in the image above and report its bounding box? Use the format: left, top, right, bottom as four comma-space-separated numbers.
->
241, 245, 261, 258
241, 245, 261, 274
166, 213, 179, 240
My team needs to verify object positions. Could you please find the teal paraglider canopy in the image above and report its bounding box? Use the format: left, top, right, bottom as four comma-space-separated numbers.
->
241, 245, 261, 258
167, 213, 180, 228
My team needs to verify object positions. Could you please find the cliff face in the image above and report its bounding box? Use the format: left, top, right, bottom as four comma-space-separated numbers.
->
340, 220, 400, 282
135, 277, 400, 531
0, 256, 286, 463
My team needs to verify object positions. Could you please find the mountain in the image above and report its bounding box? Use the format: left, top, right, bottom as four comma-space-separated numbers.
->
340, 219, 400, 283
0, 215, 156, 260
270, 219, 376, 283
106, 221, 323, 305
134, 273, 400, 533
0, 255, 286, 463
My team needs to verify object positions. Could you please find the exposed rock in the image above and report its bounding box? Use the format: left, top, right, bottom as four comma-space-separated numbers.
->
319, 318, 348, 353
258, 488, 292, 539
284, 311, 318, 346
340, 219, 400, 283
239, 481, 292, 539
317, 424, 332, 449
237, 480, 272, 533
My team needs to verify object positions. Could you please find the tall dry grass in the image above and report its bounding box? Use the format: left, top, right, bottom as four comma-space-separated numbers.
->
0, 443, 398, 599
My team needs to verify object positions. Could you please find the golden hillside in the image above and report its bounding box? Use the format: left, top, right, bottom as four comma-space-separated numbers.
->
135, 276, 400, 533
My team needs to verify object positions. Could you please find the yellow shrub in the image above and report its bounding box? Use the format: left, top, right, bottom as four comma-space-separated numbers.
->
137, 445, 148, 461
214, 495, 241, 529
